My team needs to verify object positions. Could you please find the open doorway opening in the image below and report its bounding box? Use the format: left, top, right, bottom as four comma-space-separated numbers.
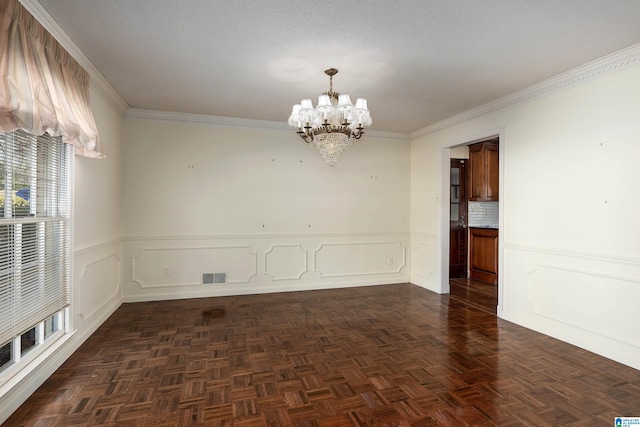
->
446, 138, 500, 314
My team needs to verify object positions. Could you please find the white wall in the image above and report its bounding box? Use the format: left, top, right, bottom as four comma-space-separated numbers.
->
121, 114, 411, 301
410, 48, 640, 369
0, 86, 125, 423
72, 87, 124, 342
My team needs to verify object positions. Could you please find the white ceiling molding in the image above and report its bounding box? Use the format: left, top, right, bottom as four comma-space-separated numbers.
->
127, 39, 640, 143
124, 108, 410, 141
125, 108, 289, 131
19, 0, 129, 113
411, 42, 640, 139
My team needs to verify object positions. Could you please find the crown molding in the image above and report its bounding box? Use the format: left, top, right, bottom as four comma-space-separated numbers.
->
125, 108, 411, 141
410, 42, 640, 139
367, 129, 411, 141
125, 109, 291, 131
19, 0, 129, 113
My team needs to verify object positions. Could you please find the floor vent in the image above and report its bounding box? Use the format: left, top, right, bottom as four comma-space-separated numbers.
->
203, 273, 227, 284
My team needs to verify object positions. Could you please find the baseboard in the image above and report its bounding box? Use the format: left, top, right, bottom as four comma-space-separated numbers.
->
499, 310, 640, 371
123, 278, 409, 303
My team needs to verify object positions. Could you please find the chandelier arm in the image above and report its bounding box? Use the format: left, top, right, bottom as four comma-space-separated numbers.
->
298, 132, 313, 143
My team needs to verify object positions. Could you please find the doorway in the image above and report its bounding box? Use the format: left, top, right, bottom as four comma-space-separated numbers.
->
442, 135, 501, 315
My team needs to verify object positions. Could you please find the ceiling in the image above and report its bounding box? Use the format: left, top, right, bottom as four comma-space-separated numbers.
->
36, 0, 640, 134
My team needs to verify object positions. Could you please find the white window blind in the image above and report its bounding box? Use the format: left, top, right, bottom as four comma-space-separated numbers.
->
0, 130, 70, 347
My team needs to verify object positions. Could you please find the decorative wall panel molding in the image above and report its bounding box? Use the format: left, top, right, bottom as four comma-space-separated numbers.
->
123, 234, 410, 301
265, 244, 308, 281
409, 232, 440, 289
75, 238, 123, 256
76, 251, 121, 324
314, 242, 406, 278
412, 242, 435, 281
124, 232, 410, 242
131, 246, 258, 288
525, 264, 640, 347
504, 243, 640, 266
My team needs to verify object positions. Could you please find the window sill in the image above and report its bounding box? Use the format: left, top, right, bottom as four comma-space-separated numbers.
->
0, 330, 76, 399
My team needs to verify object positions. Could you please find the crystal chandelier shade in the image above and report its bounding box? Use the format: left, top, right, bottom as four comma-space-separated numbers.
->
288, 68, 372, 166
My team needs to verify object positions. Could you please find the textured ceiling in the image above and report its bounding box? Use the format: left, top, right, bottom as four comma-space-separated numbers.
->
36, 0, 640, 133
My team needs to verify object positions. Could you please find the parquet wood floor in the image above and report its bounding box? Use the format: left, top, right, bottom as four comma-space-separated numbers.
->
449, 278, 497, 315
4, 283, 640, 426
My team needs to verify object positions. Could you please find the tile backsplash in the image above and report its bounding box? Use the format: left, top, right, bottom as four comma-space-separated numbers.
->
468, 201, 499, 227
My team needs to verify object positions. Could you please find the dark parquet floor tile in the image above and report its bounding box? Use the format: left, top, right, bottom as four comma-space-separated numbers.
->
448, 278, 497, 315
3, 283, 640, 426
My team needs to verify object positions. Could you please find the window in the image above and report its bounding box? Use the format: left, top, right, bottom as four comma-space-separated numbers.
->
0, 130, 70, 380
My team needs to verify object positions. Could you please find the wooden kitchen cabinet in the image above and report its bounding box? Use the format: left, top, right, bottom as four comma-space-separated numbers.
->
468, 140, 499, 201
469, 227, 498, 284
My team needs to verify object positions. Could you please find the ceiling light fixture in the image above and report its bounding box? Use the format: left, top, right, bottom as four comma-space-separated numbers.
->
288, 68, 372, 166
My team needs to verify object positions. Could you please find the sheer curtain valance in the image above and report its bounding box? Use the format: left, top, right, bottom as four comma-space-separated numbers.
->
0, 0, 104, 158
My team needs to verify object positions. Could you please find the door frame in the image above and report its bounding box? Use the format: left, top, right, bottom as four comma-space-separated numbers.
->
438, 127, 505, 314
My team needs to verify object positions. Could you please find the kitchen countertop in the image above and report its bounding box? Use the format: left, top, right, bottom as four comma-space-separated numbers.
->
469, 225, 499, 229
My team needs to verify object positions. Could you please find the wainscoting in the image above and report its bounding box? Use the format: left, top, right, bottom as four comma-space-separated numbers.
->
75, 240, 123, 328
501, 244, 640, 370
409, 232, 442, 293
123, 233, 410, 302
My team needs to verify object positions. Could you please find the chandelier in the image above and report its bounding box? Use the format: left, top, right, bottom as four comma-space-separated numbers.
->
288, 68, 372, 166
